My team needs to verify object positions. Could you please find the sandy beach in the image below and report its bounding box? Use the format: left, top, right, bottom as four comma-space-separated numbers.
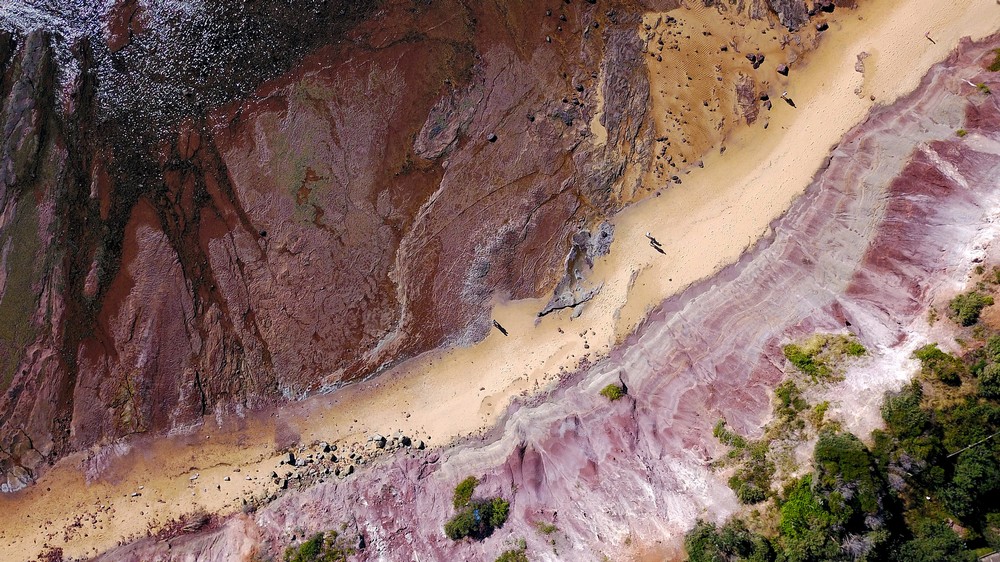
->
2, 0, 1000, 559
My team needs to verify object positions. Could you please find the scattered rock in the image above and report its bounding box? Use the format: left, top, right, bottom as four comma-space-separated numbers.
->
777, 64, 789, 76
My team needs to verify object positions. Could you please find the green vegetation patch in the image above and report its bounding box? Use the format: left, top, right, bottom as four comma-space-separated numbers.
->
684, 518, 774, 562
535, 521, 558, 535
444, 476, 511, 541
990, 48, 1000, 72
914, 343, 966, 386
688, 327, 1000, 562
453, 476, 478, 508
957, 128, 968, 137
949, 290, 994, 326
714, 421, 775, 505
783, 333, 866, 382
283, 529, 356, 562
495, 547, 529, 562
599, 383, 626, 401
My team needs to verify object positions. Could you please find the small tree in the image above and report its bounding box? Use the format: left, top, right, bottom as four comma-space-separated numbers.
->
949, 291, 994, 326
453, 476, 478, 508
600, 384, 626, 401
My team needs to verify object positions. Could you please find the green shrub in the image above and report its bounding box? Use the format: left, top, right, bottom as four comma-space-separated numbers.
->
949, 291, 994, 326
957, 128, 968, 137
535, 521, 558, 535
843, 340, 867, 356
978, 83, 992, 94
914, 343, 966, 385
809, 401, 830, 428
283, 530, 355, 562
454, 476, 478, 508
684, 519, 773, 562
985, 335, 1000, 362
727, 441, 774, 505
990, 48, 1000, 72
898, 519, 975, 562
444, 508, 478, 540
600, 384, 626, 401
445, 497, 511, 541
783, 334, 864, 382
489, 497, 510, 528
713, 420, 748, 450
776, 476, 841, 560
813, 431, 885, 515
881, 382, 929, 440
979, 362, 1000, 399
774, 380, 807, 420
495, 548, 529, 562
985, 512, 1000, 549
783, 344, 826, 378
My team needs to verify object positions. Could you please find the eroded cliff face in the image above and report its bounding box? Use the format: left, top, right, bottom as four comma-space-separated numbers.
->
0, 0, 847, 494
90, 33, 1000, 562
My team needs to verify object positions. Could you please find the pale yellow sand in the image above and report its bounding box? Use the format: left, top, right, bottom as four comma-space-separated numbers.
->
2, 0, 999, 559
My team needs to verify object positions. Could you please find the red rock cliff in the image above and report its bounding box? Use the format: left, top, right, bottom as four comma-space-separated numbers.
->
0, 0, 823, 492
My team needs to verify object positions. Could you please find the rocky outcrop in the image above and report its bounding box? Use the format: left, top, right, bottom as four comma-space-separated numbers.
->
92, 33, 1000, 561
767, 0, 810, 30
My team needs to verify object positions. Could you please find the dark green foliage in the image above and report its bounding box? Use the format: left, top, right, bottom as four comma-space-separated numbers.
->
813, 431, 886, 515
913, 344, 966, 385
881, 382, 929, 440
444, 497, 511, 541
728, 441, 774, 505
283, 530, 355, 562
684, 519, 774, 562
977, 336, 1000, 399
685, 326, 1000, 562
949, 291, 994, 326
600, 384, 626, 401
897, 520, 975, 562
444, 509, 478, 541
774, 381, 808, 421
984, 513, 1000, 549
495, 548, 529, 562
979, 362, 1000, 399
776, 477, 840, 562
984, 335, 1000, 361
489, 497, 510, 529
289, 534, 323, 562
454, 476, 478, 508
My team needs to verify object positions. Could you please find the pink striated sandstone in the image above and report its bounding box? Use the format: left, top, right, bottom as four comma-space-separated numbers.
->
92, 33, 1000, 562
